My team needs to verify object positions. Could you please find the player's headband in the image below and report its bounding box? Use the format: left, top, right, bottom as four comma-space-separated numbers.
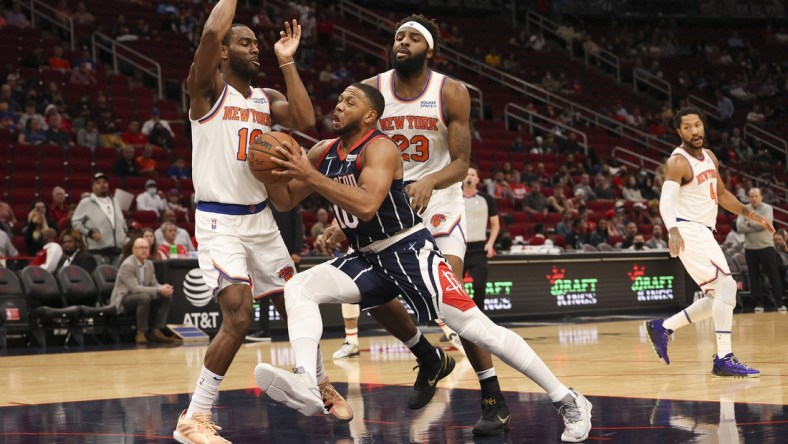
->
396, 21, 434, 49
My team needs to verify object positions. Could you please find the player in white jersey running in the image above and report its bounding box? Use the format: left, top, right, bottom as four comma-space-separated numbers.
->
645, 107, 771, 378
173, 2, 350, 443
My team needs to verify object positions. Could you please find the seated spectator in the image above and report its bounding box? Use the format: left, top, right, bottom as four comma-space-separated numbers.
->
110, 237, 175, 344
48, 44, 71, 72
113, 146, 139, 178
136, 144, 158, 177
589, 219, 611, 247
122, 121, 148, 149
56, 230, 97, 273
630, 202, 650, 225
49, 186, 69, 222
0, 100, 18, 130
487, 170, 512, 199
559, 132, 581, 155
18, 118, 47, 145
723, 224, 745, 251
530, 136, 546, 154
167, 156, 191, 181
77, 120, 100, 149
573, 174, 596, 200
0, 229, 18, 267
157, 221, 190, 259
310, 208, 331, 239
520, 163, 537, 185
69, 62, 98, 86
622, 175, 644, 201
136, 179, 167, 215
620, 222, 639, 249
45, 113, 74, 147
57, 204, 76, 232
148, 122, 174, 151
0, 198, 18, 237
555, 210, 574, 238
508, 170, 528, 201
28, 228, 63, 273
318, 63, 337, 83
154, 210, 195, 252
101, 121, 126, 150
141, 107, 175, 138
18, 102, 47, 131
645, 225, 667, 250
564, 220, 590, 251
6, 4, 30, 28
484, 47, 502, 67
523, 181, 548, 216
165, 189, 189, 214
510, 136, 525, 152
23, 200, 58, 256
73, 2, 95, 26
626, 234, 650, 251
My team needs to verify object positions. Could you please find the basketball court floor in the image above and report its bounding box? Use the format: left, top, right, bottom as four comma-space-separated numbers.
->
1, 313, 786, 443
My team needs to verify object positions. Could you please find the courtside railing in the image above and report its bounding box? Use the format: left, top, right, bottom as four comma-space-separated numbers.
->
14, 0, 75, 49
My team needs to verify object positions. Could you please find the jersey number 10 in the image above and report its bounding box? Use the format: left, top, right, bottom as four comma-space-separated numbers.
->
236, 128, 264, 161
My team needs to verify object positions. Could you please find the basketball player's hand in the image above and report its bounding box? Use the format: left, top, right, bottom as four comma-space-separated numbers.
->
274, 19, 301, 62
319, 225, 346, 255
749, 213, 776, 234
272, 141, 313, 182
667, 227, 684, 258
405, 177, 436, 215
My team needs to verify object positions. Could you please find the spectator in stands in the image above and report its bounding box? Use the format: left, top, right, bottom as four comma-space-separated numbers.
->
333, 62, 354, 84
555, 210, 574, 237
0, 86, 19, 115
48, 44, 71, 73
77, 120, 100, 149
564, 220, 590, 251
318, 63, 337, 83
28, 228, 62, 273
484, 47, 503, 68
645, 225, 667, 250
773, 232, 788, 291
0, 99, 17, 130
551, 164, 572, 187
5, 4, 29, 28
113, 146, 139, 178
165, 189, 188, 215
509, 29, 529, 48
487, 170, 512, 199
101, 121, 126, 150
57, 204, 76, 232
630, 202, 650, 225
508, 170, 528, 201
593, 173, 616, 201
44, 113, 73, 147
71, 103, 93, 133
73, 2, 95, 26
136, 144, 158, 177
510, 136, 525, 152
646, 199, 663, 226
559, 132, 581, 155
49, 186, 68, 222
157, 221, 190, 259
69, 62, 98, 86
136, 179, 167, 215
745, 104, 765, 124
122, 121, 148, 149
622, 175, 644, 202
72, 172, 127, 264
23, 200, 58, 256
520, 163, 537, 184
626, 234, 649, 251
18, 102, 47, 132
620, 222, 639, 249
573, 174, 596, 200
589, 219, 610, 247
148, 122, 174, 152
111, 237, 175, 345
0, 229, 18, 267
166, 156, 191, 181
23, 45, 46, 68
141, 107, 175, 138
0, 198, 17, 237
715, 89, 734, 130
56, 230, 97, 273
71, 46, 96, 70
310, 208, 331, 239
529, 136, 546, 154
523, 181, 548, 216
154, 210, 194, 252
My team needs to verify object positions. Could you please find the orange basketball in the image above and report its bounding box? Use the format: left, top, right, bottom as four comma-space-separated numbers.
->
247, 131, 299, 185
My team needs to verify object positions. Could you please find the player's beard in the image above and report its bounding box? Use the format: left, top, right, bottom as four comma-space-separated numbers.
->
333, 117, 362, 137
681, 134, 706, 153
228, 55, 258, 82
392, 48, 428, 78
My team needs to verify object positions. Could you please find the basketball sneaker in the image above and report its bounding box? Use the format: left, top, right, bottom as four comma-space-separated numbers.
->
711, 353, 760, 378
333, 342, 360, 359
553, 388, 593, 442
407, 347, 455, 410
645, 319, 672, 365
447, 332, 466, 356
319, 380, 354, 422
254, 364, 326, 417
173, 410, 230, 444
472, 396, 512, 436
245, 330, 272, 342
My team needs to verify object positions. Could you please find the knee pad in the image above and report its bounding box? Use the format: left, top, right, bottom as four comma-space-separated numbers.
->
713, 275, 737, 306
443, 306, 505, 355
283, 272, 318, 313
341, 303, 360, 318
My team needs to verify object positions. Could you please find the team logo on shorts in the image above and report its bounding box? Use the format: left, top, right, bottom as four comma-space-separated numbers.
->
277, 265, 295, 281
210, 219, 217, 230
430, 213, 447, 227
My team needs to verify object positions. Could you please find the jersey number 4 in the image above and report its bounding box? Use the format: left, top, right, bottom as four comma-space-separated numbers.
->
392, 135, 430, 162
709, 182, 717, 204
236, 128, 264, 161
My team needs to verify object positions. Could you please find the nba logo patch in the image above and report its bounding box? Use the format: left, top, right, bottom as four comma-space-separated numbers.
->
210, 219, 217, 230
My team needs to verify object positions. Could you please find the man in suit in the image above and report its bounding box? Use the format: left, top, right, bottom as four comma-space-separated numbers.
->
56, 231, 97, 274
110, 237, 175, 344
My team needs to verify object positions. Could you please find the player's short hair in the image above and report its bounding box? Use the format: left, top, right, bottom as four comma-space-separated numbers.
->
672, 106, 705, 129
351, 83, 385, 120
222, 23, 248, 46
394, 14, 440, 52
468, 162, 480, 172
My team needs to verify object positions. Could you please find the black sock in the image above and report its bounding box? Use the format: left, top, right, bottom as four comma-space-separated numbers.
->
409, 335, 440, 365
479, 376, 504, 401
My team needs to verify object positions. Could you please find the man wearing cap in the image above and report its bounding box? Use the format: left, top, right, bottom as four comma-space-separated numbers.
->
136, 179, 167, 215
72, 173, 127, 265
141, 107, 175, 138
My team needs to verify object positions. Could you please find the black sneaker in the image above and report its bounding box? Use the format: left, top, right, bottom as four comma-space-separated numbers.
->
245, 330, 272, 342
407, 347, 455, 409
472, 396, 512, 436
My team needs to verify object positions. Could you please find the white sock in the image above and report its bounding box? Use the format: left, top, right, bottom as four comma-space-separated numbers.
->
476, 368, 497, 381
404, 331, 421, 348
525, 357, 570, 403
664, 297, 714, 331
712, 297, 734, 356
345, 327, 359, 346
185, 366, 223, 419
434, 318, 454, 336
315, 346, 328, 385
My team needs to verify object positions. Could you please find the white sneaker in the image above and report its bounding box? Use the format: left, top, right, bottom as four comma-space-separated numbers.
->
254, 364, 325, 417
554, 388, 592, 442
333, 342, 360, 359
778, 306, 787, 313
754, 306, 765, 313
447, 333, 466, 356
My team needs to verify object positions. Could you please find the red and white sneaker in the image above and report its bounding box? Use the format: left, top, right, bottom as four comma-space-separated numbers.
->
319, 379, 354, 422
173, 410, 231, 444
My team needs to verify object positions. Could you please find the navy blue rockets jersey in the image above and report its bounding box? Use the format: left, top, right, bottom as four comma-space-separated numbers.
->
316, 129, 421, 250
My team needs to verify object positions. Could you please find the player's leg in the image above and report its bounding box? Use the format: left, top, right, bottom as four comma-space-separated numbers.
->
333, 303, 360, 358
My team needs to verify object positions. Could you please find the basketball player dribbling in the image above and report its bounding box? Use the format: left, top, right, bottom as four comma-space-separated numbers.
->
645, 107, 770, 378
253, 83, 593, 443
173, 1, 350, 442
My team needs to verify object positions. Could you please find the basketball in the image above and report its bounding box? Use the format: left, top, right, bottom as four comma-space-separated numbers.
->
247, 131, 299, 185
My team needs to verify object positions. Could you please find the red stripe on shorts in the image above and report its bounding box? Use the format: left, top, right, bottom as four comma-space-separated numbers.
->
437, 262, 476, 311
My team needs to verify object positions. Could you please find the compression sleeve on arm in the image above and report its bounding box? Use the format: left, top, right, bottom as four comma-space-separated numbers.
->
660, 180, 680, 230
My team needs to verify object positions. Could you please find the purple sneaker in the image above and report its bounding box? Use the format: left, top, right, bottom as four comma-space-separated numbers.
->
711, 353, 760, 378
645, 320, 672, 365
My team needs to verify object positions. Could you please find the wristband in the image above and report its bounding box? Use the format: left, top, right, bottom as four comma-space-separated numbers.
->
279, 61, 295, 68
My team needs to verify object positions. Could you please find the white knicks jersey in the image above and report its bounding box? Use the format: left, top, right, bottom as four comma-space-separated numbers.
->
376, 69, 451, 183
672, 147, 719, 228
191, 83, 273, 205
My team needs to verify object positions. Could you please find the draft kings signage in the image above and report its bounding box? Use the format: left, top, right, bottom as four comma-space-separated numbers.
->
546, 265, 599, 307
627, 263, 675, 302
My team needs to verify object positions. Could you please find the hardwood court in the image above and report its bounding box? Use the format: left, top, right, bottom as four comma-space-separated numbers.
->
1, 313, 786, 442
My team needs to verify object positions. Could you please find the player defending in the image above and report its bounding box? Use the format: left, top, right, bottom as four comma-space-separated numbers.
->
174, 2, 349, 443
254, 84, 592, 443
645, 107, 769, 378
